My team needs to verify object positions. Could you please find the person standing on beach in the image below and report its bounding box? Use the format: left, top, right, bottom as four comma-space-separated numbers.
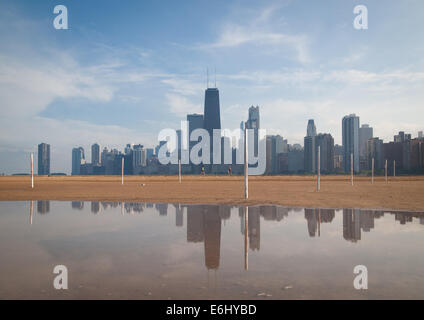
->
228, 165, 232, 176
201, 165, 205, 175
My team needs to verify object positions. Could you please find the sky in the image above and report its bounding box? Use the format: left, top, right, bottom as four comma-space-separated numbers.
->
0, 0, 423, 174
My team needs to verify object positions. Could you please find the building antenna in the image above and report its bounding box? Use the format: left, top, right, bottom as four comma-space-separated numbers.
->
214, 66, 216, 88
206, 67, 209, 88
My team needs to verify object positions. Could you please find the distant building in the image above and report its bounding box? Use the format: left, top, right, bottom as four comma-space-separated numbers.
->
245, 106, 260, 156
359, 124, 373, 170
72, 147, 85, 175
37, 143, 50, 175
342, 114, 360, 173
366, 138, 384, 170
304, 119, 317, 173
91, 143, 100, 165
418, 131, 423, 139
316, 133, 335, 173
306, 119, 317, 137
133, 144, 146, 174
146, 148, 154, 160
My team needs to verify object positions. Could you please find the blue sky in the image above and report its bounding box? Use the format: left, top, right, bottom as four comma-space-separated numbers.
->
0, 0, 423, 173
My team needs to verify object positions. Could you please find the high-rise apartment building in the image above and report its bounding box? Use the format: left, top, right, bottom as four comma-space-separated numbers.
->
316, 133, 335, 173
359, 124, 373, 170
366, 137, 384, 170
72, 147, 85, 175
37, 143, 50, 175
245, 106, 260, 156
342, 114, 360, 173
304, 119, 317, 173
91, 143, 100, 165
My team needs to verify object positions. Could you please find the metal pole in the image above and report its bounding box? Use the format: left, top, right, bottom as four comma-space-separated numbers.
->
385, 159, 388, 183
30, 153, 34, 189
244, 206, 248, 271
317, 146, 320, 191
393, 160, 396, 177
178, 159, 182, 183
350, 153, 354, 186
30, 200, 33, 225
121, 157, 124, 185
244, 127, 248, 199
371, 158, 374, 184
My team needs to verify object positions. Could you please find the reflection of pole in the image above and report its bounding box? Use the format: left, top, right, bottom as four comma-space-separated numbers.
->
30, 153, 34, 189
385, 159, 388, 183
121, 201, 124, 216
178, 159, 181, 183
318, 208, 321, 237
371, 158, 374, 184
30, 200, 33, 225
393, 160, 396, 177
350, 153, 354, 186
121, 157, 124, 185
244, 206, 248, 271
317, 146, 320, 191
244, 127, 248, 199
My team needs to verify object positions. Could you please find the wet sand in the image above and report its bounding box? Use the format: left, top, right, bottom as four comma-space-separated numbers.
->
1, 175, 424, 211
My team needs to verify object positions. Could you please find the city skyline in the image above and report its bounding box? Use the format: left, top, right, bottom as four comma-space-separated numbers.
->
1, 1, 424, 174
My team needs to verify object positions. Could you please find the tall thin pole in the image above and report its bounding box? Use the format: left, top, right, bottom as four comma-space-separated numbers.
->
317, 146, 320, 191
30, 200, 33, 225
30, 153, 34, 189
385, 159, 388, 183
393, 160, 396, 177
121, 157, 124, 185
350, 153, 354, 186
244, 206, 248, 271
244, 127, 248, 199
371, 158, 374, 184
178, 159, 182, 183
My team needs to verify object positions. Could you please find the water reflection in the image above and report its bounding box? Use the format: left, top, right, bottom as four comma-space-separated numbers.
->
27, 201, 424, 273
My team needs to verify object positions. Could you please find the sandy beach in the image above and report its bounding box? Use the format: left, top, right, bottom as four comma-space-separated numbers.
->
0, 175, 423, 211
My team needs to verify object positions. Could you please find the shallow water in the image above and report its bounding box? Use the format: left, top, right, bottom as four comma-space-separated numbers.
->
0, 201, 423, 299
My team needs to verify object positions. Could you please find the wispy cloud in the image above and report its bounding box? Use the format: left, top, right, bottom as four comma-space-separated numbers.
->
194, 6, 311, 64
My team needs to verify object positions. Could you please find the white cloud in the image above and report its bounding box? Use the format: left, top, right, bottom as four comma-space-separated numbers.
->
165, 93, 202, 116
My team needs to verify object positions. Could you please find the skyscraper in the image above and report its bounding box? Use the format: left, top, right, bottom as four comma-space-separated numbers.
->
187, 114, 204, 155
342, 114, 360, 173
316, 133, 335, 173
91, 143, 100, 165
72, 147, 85, 175
203, 88, 221, 168
306, 119, 317, 137
304, 120, 317, 173
366, 137, 384, 170
203, 88, 221, 135
37, 143, 50, 175
359, 124, 373, 169
245, 106, 260, 156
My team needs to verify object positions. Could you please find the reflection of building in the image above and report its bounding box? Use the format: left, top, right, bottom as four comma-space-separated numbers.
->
248, 207, 260, 251
91, 201, 100, 214
186, 205, 222, 270
187, 206, 204, 242
304, 208, 335, 237
174, 204, 183, 227
71, 201, 84, 210
343, 209, 361, 242
202, 206, 221, 270
155, 203, 168, 216
37, 200, 50, 214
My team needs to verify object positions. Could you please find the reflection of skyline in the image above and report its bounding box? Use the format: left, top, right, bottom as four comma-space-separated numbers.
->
37, 200, 50, 214
47, 201, 424, 271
